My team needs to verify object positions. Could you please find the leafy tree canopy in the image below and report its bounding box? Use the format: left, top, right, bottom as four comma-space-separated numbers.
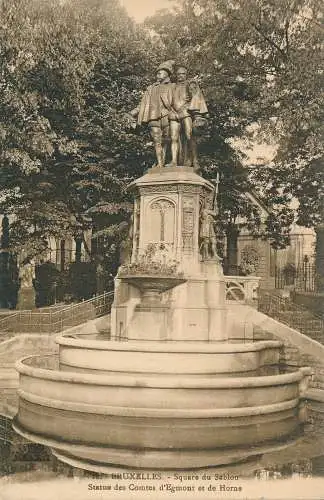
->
0, 0, 160, 261
0, 0, 322, 266
146, 0, 323, 246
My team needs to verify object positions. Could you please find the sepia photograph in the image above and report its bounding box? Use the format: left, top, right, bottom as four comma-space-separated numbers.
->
0, 0, 323, 498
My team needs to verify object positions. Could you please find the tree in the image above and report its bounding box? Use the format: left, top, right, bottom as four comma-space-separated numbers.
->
146, 0, 323, 249
1, 0, 322, 283
0, 0, 159, 268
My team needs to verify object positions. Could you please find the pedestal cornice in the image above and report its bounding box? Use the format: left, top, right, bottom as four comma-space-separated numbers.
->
128, 166, 214, 192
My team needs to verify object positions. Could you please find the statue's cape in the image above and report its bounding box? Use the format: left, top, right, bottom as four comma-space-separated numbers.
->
169, 81, 208, 115
136, 81, 207, 124
137, 83, 174, 125
187, 81, 208, 114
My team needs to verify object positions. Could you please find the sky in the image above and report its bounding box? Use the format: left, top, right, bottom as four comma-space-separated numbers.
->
120, 0, 174, 22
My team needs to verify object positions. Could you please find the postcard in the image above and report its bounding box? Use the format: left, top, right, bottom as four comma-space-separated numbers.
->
0, 0, 323, 498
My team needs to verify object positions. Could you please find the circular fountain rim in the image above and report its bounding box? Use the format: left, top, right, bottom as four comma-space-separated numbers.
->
56, 336, 283, 353
17, 388, 300, 417
16, 355, 311, 388
12, 417, 302, 471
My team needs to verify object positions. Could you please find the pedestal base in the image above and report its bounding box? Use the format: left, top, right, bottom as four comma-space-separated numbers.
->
17, 287, 35, 310
111, 261, 227, 341
126, 304, 169, 341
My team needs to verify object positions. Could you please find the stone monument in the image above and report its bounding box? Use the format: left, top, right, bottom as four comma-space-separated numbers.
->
16, 260, 36, 310
13, 61, 311, 472
113, 62, 221, 342
111, 166, 226, 342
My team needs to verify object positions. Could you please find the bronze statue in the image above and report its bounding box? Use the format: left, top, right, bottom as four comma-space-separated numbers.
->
169, 66, 208, 170
130, 60, 175, 168
129, 61, 208, 169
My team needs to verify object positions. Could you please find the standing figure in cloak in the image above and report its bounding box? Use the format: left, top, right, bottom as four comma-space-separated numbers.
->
199, 203, 219, 260
130, 60, 175, 168
199, 174, 220, 260
169, 66, 208, 170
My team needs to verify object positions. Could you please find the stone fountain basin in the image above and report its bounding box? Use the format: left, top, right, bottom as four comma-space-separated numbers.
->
14, 351, 311, 468
57, 336, 283, 375
15, 353, 311, 412
120, 274, 187, 293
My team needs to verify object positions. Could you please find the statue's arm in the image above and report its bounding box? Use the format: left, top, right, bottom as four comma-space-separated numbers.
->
127, 85, 152, 126
207, 208, 218, 218
124, 104, 141, 130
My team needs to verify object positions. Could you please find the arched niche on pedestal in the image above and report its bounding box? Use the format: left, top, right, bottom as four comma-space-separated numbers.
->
144, 197, 176, 250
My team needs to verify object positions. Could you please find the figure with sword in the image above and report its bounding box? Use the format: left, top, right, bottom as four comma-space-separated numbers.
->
199, 171, 220, 260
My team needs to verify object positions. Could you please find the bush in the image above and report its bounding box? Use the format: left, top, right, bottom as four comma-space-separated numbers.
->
34, 262, 61, 307
68, 262, 97, 301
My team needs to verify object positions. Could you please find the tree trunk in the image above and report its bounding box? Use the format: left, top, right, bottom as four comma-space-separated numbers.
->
226, 224, 239, 275
75, 238, 82, 264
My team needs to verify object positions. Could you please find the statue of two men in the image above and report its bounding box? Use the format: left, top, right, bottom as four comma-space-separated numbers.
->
130, 60, 208, 170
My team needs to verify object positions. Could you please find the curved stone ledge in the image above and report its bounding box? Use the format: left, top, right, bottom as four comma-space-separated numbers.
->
57, 336, 282, 353
16, 356, 310, 417
13, 420, 299, 470
17, 389, 300, 418
57, 338, 282, 374
17, 375, 301, 411
51, 438, 297, 471
14, 398, 300, 450
16, 355, 308, 388
14, 348, 310, 469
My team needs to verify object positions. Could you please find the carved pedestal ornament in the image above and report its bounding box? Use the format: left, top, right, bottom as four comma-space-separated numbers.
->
182, 198, 195, 252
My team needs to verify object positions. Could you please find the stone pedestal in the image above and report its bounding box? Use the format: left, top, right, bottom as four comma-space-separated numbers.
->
111, 166, 227, 342
203, 260, 227, 341
17, 261, 36, 310
13, 164, 311, 472
16, 287, 35, 310
129, 166, 214, 270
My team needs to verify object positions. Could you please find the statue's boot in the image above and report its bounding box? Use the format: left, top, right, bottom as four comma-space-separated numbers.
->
192, 160, 200, 172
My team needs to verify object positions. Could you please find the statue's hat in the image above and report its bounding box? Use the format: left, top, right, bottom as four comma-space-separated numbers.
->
157, 60, 175, 75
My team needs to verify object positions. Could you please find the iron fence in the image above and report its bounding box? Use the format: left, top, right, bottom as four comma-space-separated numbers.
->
275, 263, 318, 292
0, 291, 114, 334
258, 290, 324, 343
